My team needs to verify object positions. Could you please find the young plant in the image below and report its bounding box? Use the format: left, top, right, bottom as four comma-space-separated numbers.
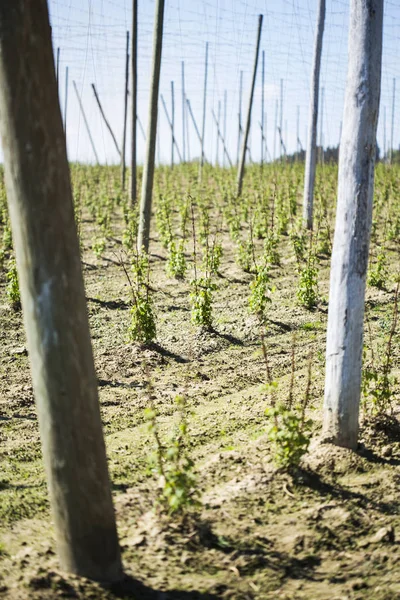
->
297, 234, 319, 310
166, 238, 187, 279
248, 263, 273, 323
368, 245, 388, 290
262, 334, 313, 469
120, 250, 156, 344
6, 257, 21, 310
144, 375, 198, 515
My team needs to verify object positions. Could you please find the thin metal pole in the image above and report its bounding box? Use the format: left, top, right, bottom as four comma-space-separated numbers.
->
130, 0, 138, 204
211, 109, 233, 168
216, 99, 221, 165
390, 77, 395, 164
160, 93, 182, 162
171, 80, 175, 167
138, 0, 165, 252
91, 84, 121, 157
199, 41, 209, 180
64, 65, 69, 131
237, 14, 263, 196
181, 61, 186, 162
261, 50, 265, 168
121, 30, 130, 190
73, 80, 99, 164
237, 70, 243, 166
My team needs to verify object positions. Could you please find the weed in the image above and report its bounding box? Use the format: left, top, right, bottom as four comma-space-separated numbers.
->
6, 257, 20, 310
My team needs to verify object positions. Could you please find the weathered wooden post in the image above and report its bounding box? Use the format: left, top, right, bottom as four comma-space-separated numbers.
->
130, 0, 138, 205
323, 0, 383, 449
302, 0, 325, 229
0, 0, 122, 580
121, 30, 130, 190
138, 0, 165, 252
237, 14, 263, 196
198, 41, 209, 181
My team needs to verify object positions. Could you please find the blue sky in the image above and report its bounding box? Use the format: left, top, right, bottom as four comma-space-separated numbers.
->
48, 0, 400, 165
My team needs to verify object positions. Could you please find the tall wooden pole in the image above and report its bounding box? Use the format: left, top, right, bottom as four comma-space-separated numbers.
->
302, 0, 326, 228
261, 50, 265, 168
73, 81, 99, 164
0, 0, 122, 581
138, 0, 165, 252
91, 84, 121, 157
199, 41, 209, 181
130, 0, 138, 205
323, 0, 383, 449
121, 30, 130, 190
181, 61, 186, 163
237, 15, 263, 196
187, 98, 203, 150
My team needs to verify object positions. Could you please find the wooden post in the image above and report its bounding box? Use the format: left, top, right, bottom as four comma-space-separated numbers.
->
121, 30, 130, 190
171, 80, 175, 167
130, 0, 138, 205
73, 81, 99, 164
91, 84, 121, 157
237, 70, 243, 166
323, 0, 383, 449
138, 0, 165, 252
0, 0, 122, 581
181, 61, 186, 162
237, 14, 263, 196
302, 0, 325, 229
261, 50, 265, 168
199, 41, 209, 181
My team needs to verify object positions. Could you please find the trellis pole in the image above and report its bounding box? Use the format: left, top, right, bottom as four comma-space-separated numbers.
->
121, 30, 130, 190
138, 0, 165, 252
130, 0, 138, 204
0, 0, 122, 581
261, 50, 265, 168
323, 0, 383, 449
237, 14, 263, 196
73, 81, 99, 164
198, 41, 209, 181
237, 70, 243, 166
91, 83, 121, 157
181, 61, 186, 162
302, 0, 326, 229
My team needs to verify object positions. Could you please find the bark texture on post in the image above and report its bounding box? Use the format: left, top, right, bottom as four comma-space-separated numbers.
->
323, 0, 383, 449
0, 1, 122, 581
236, 14, 263, 197
130, 0, 138, 205
138, 0, 165, 252
302, 0, 325, 229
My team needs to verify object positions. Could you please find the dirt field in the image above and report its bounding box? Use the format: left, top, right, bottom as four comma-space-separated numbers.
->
1, 163, 400, 599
